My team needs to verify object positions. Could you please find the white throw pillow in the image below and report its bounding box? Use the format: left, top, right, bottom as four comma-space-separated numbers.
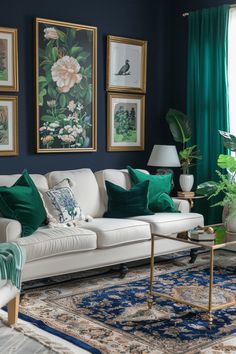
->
41, 179, 91, 228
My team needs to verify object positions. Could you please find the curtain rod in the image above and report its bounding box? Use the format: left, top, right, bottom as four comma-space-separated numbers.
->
182, 4, 236, 17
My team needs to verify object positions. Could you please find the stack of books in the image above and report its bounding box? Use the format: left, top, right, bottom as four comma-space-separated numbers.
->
189, 228, 216, 245
177, 191, 195, 198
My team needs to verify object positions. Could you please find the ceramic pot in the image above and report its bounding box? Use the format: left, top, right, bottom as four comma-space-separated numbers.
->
179, 174, 194, 192
222, 205, 236, 233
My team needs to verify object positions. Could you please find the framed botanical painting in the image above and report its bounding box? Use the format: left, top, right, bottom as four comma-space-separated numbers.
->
0, 27, 18, 91
0, 96, 18, 156
35, 18, 97, 153
107, 93, 145, 151
107, 35, 147, 93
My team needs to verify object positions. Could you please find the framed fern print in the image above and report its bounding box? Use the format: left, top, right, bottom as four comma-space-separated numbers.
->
107, 93, 145, 151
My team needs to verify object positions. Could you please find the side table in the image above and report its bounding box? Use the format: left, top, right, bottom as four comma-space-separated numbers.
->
174, 195, 206, 209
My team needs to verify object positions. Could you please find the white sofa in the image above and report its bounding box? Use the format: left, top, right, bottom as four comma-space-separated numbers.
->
0, 168, 204, 282
0, 280, 19, 325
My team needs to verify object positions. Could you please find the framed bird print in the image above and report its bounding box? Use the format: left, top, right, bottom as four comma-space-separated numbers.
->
106, 35, 147, 93
107, 92, 145, 151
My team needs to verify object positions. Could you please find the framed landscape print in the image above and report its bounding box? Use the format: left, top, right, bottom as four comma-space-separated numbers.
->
107, 35, 147, 93
35, 18, 97, 153
0, 96, 18, 156
0, 27, 18, 91
107, 93, 145, 151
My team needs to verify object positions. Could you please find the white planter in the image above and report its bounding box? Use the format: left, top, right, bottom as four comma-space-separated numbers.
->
179, 174, 194, 192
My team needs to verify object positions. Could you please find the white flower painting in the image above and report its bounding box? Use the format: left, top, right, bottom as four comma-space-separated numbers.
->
36, 18, 97, 152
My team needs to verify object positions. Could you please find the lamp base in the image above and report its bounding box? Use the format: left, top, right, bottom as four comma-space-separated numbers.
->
156, 168, 173, 175
156, 168, 174, 190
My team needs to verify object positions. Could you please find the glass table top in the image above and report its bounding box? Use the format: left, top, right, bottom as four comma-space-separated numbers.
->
152, 224, 236, 249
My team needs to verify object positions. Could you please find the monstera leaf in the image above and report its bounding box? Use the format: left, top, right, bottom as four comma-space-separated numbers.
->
196, 181, 219, 197
219, 130, 236, 151
217, 154, 236, 173
165, 109, 192, 144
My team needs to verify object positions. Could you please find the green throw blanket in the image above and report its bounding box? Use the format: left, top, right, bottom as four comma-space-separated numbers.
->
0, 243, 25, 290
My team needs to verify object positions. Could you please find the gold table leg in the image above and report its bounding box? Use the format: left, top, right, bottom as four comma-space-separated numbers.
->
208, 248, 214, 327
148, 235, 155, 309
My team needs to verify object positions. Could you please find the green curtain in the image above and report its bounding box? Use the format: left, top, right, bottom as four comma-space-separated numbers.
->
187, 5, 230, 224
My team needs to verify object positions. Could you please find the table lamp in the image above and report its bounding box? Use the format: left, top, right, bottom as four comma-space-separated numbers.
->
147, 145, 180, 171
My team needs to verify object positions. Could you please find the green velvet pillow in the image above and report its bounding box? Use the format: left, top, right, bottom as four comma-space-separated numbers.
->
104, 180, 154, 218
0, 170, 47, 236
149, 192, 178, 213
127, 166, 173, 211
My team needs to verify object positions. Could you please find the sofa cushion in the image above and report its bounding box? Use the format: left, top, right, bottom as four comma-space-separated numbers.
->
127, 166, 173, 212
16, 227, 97, 262
41, 179, 85, 227
0, 174, 48, 192
149, 192, 178, 213
95, 169, 149, 212
79, 218, 151, 248
0, 171, 47, 236
46, 169, 103, 218
104, 180, 154, 218
129, 212, 204, 235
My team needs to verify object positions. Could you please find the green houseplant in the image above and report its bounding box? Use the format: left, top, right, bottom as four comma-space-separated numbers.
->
197, 131, 236, 231
166, 109, 202, 191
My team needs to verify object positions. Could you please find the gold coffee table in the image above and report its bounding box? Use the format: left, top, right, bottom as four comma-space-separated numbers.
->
148, 228, 236, 327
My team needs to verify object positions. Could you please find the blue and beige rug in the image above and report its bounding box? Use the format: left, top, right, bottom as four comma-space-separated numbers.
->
19, 252, 236, 354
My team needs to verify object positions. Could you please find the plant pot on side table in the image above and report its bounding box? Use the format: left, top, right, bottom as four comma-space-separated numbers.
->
179, 174, 194, 192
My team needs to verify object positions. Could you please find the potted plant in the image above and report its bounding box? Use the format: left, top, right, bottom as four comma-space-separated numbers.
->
196, 131, 236, 233
166, 109, 202, 192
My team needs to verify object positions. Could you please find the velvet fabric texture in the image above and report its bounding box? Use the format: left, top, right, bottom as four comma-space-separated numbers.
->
104, 180, 154, 218
149, 192, 178, 213
187, 5, 230, 223
127, 166, 174, 212
0, 170, 47, 236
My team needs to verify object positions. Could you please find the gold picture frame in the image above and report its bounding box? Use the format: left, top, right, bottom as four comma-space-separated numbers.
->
106, 35, 147, 93
107, 92, 145, 151
0, 27, 19, 92
35, 18, 97, 153
0, 96, 18, 156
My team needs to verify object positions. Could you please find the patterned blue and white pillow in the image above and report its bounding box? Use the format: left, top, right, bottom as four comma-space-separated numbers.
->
41, 179, 87, 227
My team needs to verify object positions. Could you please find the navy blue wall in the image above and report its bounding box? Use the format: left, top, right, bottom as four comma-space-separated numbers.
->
0, 0, 173, 174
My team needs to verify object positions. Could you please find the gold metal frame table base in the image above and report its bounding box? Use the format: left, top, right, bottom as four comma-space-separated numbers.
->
148, 232, 236, 327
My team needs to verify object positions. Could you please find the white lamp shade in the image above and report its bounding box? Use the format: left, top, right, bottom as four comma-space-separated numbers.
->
147, 145, 181, 167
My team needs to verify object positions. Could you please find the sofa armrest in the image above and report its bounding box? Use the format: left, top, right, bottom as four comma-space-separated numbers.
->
0, 217, 21, 243
172, 198, 190, 213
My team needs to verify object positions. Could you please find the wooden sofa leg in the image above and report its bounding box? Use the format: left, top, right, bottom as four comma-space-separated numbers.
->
8, 294, 20, 325
119, 264, 129, 278
189, 249, 198, 264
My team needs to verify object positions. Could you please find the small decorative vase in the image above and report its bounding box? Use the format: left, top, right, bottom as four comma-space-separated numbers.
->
179, 174, 194, 192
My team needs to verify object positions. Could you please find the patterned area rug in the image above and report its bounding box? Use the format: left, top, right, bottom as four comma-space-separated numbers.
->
19, 252, 236, 354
